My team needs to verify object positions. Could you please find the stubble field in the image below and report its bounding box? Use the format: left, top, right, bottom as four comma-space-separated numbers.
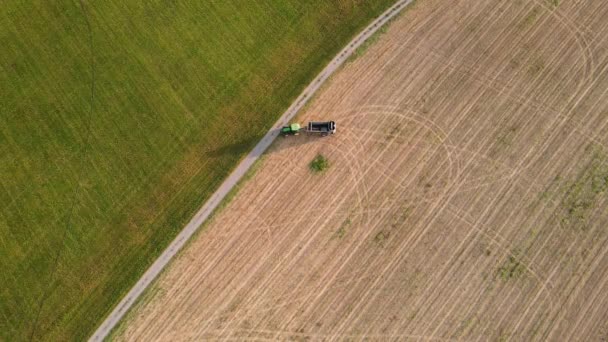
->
117, 0, 608, 340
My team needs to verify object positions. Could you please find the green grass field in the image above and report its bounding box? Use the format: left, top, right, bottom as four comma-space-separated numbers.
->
0, 1, 394, 340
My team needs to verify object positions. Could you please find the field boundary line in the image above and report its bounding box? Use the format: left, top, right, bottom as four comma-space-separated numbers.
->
88, 1, 415, 340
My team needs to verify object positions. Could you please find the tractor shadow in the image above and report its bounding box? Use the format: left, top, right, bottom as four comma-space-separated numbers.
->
205, 134, 265, 158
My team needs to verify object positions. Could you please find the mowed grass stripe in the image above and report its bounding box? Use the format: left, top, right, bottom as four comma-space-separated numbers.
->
0, 1, 394, 340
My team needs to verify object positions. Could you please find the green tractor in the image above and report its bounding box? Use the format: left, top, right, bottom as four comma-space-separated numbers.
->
281, 123, 301, 136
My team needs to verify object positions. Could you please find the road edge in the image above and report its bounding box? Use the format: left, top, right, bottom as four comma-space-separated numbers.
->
89, 1, 414, 340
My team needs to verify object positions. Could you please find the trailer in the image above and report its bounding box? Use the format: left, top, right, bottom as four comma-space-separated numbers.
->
306, 121, 336, 136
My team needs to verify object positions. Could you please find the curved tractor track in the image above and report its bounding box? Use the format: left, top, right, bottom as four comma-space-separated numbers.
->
118, 0, 608, 341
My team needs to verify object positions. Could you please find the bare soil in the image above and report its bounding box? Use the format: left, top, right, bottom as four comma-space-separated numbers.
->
116, 0, 608, 340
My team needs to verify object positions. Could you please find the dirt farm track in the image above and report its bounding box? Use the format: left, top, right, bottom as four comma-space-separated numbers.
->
116, 0, 608, 340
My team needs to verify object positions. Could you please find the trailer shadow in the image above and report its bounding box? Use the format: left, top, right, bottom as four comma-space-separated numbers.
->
267, 132, 324, 154
205, 129, 330, 160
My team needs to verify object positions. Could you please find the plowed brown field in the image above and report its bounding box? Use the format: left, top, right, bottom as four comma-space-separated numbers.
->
116, 0, 608, 340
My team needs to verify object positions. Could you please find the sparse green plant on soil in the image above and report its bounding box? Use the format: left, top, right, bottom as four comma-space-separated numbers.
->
528, 59, 546, 76
374, 230, 390, 246
536, 174, 562, 205
385, 123, 402, 141
497, 255, 525, 280
497, 331, 510, 342
309, 154, 330, 173
390, 206, 411, 229
592, 169, 608, 194
519, 7, 540, 29
454, 316, 478, 338
496, 126, 518, 148
559, 149, 608, 230
335, 217, 352, 238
